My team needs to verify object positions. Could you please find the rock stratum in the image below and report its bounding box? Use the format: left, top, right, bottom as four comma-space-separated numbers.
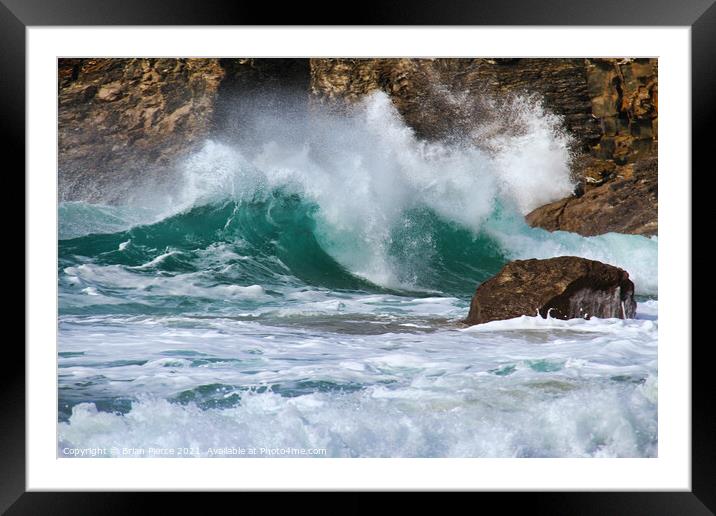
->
465, 257, 637, 326
58, 57, 657, 235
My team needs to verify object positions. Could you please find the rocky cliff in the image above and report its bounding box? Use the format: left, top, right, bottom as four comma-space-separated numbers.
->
522, 58, 658, 237
310, 58, 601, 152
585, 58, 657, 164
59, 58, 224, 202
309, 59, 657, 163
58, 57, 657, 235
58, 58, 310, 202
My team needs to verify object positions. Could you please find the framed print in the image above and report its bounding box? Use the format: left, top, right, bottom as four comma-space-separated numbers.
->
6, 0, 713, 512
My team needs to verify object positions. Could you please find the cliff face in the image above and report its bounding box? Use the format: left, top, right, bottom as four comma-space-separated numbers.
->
310, 58, 601, 153
525, 58, 658, 236
586, 58, 658, 164
309, 58, 657, 174
58, 57, 657, 236
58, 58, 310, 202
58, 58, 225, 202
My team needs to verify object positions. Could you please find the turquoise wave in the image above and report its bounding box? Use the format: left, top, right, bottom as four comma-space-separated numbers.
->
59, 193, 508, 302
59, 188, 657, 318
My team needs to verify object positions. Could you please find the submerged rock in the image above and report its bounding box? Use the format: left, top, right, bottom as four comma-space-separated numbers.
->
465, 256, 636, 326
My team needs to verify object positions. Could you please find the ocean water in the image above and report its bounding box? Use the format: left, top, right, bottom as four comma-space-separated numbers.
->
57, 92, 658, 458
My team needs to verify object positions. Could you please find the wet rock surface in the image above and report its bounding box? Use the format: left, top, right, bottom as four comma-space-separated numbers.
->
465, 256, 637, 326
526, 157, 657, 236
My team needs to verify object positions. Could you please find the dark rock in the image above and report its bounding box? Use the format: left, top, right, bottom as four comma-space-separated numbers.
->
465, 256, 636, 326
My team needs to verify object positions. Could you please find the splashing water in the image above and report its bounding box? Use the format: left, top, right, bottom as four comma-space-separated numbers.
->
58, 91, 657, 457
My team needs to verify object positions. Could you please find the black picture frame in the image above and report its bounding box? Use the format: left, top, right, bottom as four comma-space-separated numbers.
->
5, 0, 712, 513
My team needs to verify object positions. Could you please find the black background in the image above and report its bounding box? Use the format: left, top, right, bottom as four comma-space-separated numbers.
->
4, 0, 712, 513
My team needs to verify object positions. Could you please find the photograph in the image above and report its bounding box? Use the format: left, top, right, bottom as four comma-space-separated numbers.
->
56, 57, 659, 459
